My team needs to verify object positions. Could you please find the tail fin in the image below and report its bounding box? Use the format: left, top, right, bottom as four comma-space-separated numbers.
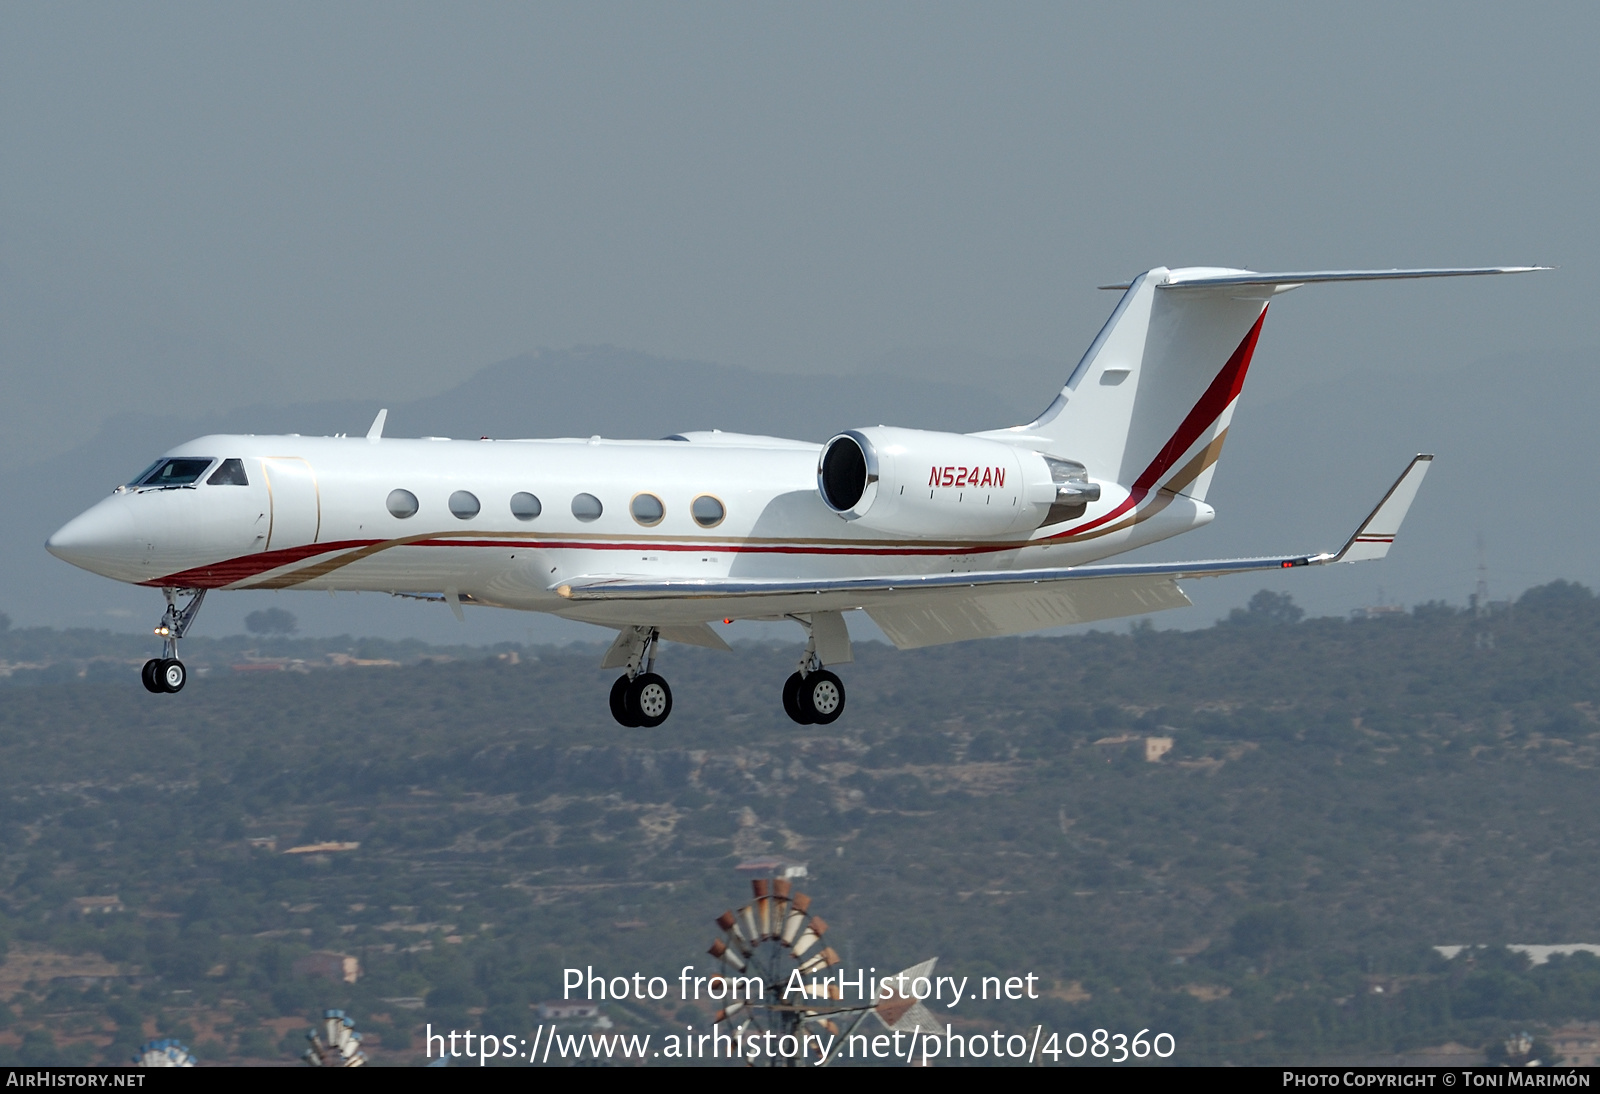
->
980, 264, 1543, 501
1003, 266, 1269, 502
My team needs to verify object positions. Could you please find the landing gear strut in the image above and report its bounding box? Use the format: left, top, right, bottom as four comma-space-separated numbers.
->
782, 621, 846, 726
608, 626, 673, 728
142, 587, 205, 694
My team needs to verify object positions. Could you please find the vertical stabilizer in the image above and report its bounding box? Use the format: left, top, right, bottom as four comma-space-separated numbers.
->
982, 267, 1271, 502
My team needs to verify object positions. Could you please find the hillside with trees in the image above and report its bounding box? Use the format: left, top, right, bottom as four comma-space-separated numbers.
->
1, 583, 1599, 1064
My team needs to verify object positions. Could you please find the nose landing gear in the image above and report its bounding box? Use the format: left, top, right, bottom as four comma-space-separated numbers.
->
607, 626, 673, 728
141, 587, 205, 694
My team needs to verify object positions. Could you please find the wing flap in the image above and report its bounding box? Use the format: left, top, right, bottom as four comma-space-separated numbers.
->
658, 622, 733, 651
867, 575, 1191, 649
601, 622, 731, 667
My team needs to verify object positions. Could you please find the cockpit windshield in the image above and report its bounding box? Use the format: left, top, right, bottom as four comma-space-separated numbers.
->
132, 458, 215, 488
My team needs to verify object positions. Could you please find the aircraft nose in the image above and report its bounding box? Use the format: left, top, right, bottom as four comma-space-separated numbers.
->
47, 498, 139, 576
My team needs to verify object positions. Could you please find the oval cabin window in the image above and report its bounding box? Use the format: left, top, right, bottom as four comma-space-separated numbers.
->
691, 495, 725, 528
510, 492, 542, 520
571, 493, 603, 522
631, 493, 665, 526
387, 489, 420, 518
449, 490, 481, 519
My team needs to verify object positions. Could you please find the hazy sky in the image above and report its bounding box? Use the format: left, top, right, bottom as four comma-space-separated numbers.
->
4, 3, 1591, 405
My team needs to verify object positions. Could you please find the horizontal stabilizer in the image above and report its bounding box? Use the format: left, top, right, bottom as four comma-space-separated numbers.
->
1099, 266, 1548, 292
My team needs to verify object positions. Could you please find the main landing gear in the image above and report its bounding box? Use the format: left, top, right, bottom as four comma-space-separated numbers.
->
608, 627, 674, 728
782, 620, 847, 726
141, 587, 205, 694
601, 613, 849, 728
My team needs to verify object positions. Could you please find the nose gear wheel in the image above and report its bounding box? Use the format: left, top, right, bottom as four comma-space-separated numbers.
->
143, 588, 204, 696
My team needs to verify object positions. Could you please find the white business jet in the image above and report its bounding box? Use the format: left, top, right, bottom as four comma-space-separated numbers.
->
47, 265, 1540, 725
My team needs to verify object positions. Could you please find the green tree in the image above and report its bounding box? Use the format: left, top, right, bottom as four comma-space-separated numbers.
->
1227, 590, 1305, 626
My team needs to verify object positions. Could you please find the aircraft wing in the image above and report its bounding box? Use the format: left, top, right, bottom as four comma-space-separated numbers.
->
555, 455, 1432, 649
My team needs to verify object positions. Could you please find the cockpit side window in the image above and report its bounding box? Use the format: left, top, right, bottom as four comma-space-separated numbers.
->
135, 458, 215, 488
206, 458, 250, 486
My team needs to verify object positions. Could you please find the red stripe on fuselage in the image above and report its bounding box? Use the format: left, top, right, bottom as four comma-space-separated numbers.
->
141, 539, 380, 588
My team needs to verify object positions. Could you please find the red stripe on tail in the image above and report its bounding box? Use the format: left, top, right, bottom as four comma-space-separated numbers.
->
1057, 307, 1268, 539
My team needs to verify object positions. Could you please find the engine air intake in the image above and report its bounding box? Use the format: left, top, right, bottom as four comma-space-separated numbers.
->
819, 433, 874, 514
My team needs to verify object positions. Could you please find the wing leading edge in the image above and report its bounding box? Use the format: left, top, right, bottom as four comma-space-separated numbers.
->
555, 456, 1433, 649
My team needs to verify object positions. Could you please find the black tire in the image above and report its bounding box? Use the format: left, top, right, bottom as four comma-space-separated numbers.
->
799, 669, 845, 725
627, 672, 672, 728
782, 672, 812, 725
159, 659, 186, 694
141, 659, 163, 694
609, 674, 639, 727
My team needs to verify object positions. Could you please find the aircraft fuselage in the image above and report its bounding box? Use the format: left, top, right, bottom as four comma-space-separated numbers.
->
47, 431, 1212, 629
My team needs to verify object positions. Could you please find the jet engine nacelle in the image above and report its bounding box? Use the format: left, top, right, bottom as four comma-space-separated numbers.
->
817, 426, 1101, 538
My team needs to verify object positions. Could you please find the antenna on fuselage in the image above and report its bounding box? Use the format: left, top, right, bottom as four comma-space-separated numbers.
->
366, 408, 388, 441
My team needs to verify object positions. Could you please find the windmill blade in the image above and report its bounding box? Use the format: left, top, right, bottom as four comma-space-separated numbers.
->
791, 915, 828, 958
780, 892, 811, 945
303, 1009, 368, 1067
707, 937, 748, 972
737, 902, 760, 944
797, 946, 840, 974
135, 1039, 196, 1067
